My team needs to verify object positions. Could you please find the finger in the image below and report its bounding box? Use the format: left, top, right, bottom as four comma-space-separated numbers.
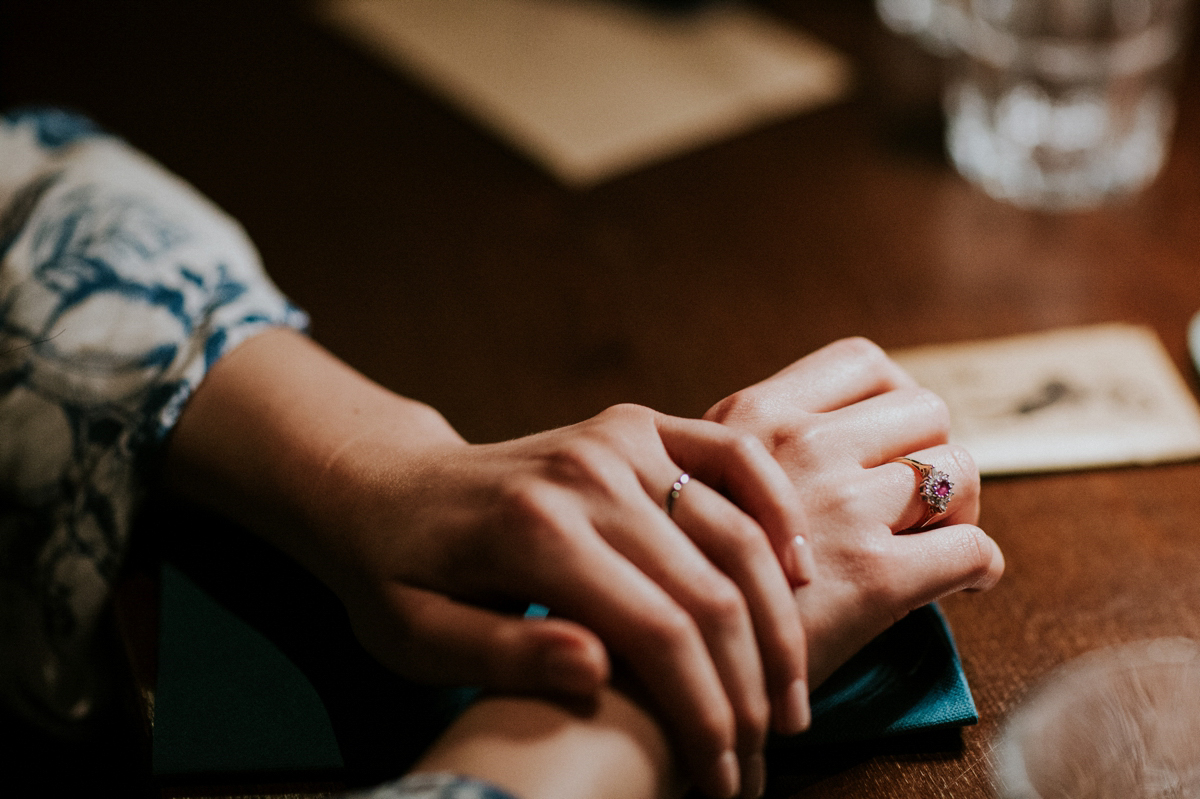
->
488, 412, 775, 797
879, 444, 981, 531
706, 338, 918, 423
788, 386, 952, 469
655, 414, 812, 585
883, 522, 1005, 602
670, 480, 812, 737
354, 584, 610, 697
504, 492, 744, 799
588, 478, 774, 795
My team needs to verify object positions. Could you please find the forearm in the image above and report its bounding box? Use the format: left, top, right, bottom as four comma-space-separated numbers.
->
163, 327, 464, 594
0, 108, 314, 727
165, 327, 821, 799
165, 333, 685, 797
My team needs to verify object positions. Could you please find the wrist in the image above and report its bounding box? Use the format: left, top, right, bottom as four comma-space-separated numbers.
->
164, 328, 465, 592
412, 690, 682, 799
297, 416, 467, 596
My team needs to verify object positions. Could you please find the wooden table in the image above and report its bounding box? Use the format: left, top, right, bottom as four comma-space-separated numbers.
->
5, 1, 1200, 797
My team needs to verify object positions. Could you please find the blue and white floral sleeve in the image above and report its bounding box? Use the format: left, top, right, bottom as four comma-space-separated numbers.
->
348, 774, 520, 799
0, 108, 309, 730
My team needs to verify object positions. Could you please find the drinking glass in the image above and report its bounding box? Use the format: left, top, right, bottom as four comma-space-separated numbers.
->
994, 638, 1200, 798
943, 0, 1193, 210
876, 0, 966, 54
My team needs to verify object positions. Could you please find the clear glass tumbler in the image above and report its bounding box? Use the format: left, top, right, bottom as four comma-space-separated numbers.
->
943, 0, 1193, 210
876, 0, 967, 54
994, 638, 1200, 799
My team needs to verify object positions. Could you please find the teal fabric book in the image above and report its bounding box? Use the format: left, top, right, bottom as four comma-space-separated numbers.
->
152, 556, 974, 778
153, 562, 344, 777
790, 603, 977, 745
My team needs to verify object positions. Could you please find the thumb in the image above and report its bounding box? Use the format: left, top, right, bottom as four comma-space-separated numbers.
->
350, 584, 611, 698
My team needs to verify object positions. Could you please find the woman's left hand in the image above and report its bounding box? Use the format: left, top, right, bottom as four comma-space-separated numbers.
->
706, 337, 1004, 686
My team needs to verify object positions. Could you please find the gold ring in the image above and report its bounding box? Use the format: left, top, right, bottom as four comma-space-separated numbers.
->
891, 457, 953, 528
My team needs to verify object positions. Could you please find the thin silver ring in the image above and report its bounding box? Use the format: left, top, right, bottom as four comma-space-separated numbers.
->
666, 473, 690, 516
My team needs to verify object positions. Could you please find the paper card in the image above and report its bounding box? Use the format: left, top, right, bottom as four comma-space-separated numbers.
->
318, 0, 852, 187
890, 324, 1200, 476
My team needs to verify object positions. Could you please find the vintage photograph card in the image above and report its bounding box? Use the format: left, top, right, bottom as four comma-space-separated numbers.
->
890, 324, 1200, 475
319, 0, 851, 187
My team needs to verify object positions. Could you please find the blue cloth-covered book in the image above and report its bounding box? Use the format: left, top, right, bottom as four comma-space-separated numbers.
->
154, 563, 976, 780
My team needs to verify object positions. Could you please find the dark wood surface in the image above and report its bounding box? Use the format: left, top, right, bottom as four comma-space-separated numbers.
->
5, 1, 1200, 797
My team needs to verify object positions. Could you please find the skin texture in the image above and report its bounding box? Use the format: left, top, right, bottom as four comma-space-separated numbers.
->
166, 331, 1003, 799
165, 327, 812, 799
705, 337, 1002, 687
412, 690, 683, 799
404, 338, 1003, 799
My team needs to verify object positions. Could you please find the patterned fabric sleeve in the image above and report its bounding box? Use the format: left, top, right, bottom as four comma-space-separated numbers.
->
346, 773, 522, 799
0, 108, 309, 731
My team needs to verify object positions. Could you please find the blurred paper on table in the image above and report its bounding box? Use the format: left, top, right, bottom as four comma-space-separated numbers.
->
319, 0, 852, 186
891, 325, 1200, 475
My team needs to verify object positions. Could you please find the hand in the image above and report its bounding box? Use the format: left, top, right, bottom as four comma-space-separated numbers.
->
705, 338, 1004, 686
168, 330, 818, 798
323, 402, 811, 799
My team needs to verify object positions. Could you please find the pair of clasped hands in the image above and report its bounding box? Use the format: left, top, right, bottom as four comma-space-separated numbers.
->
167, 331, 1005, 799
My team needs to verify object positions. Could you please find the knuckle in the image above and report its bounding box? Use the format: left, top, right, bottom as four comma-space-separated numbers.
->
707, 388, 771, 426
691, 575, 748, 632
727, 429, 769, 467
797, 421, 829, 455
769, 420, 825, 464
502, 477, 554, 523
499, 481, 572, 554
914, 388, 951, 433
957, 526, 999, 584
831, 336, 888, 366
808, 473, 862, 518
551, 437, 611, 481
830, 336, 913, 385
577, 404, 655, 464
738, 696, 771, 747
641, 604, 701, 658
847, 538, 901, 605
720, 514, 764, 552
599, 402, 653, 426
944, 444, 980, 494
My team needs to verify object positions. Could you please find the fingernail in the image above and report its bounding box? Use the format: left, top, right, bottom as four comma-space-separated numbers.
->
787, 535, 813, 586
781, 678, 811, 734
741, 752, 766, 799
711, 750, 740, 799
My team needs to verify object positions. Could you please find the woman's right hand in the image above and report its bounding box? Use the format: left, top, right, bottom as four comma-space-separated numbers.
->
319, 401, 812, 799
167, 328, 811, 799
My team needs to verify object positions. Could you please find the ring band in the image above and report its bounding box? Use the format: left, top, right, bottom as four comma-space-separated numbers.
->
891, 457, 953, 528
666, 473, 690, 516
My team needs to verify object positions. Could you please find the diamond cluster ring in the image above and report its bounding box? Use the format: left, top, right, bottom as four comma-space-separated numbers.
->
891, 457, 954, 528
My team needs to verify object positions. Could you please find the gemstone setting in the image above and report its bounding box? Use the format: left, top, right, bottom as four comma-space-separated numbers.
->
920, 469, 954, 514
